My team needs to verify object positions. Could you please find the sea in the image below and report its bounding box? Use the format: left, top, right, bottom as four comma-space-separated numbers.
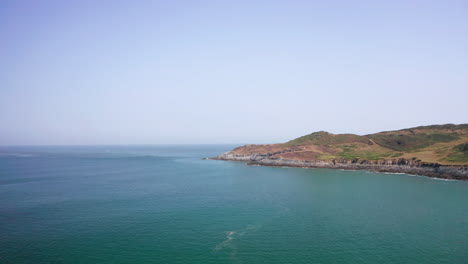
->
0, 145, 466, 264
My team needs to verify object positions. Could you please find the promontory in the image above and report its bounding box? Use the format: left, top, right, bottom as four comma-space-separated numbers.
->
212, 124, 468, 180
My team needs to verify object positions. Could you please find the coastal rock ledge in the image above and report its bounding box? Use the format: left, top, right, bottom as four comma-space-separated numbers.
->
212, 151, 468, 181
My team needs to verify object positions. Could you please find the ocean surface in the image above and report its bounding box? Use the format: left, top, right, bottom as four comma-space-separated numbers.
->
0, 145, 467, 264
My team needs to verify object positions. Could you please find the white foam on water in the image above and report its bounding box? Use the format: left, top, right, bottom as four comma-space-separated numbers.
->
430, 177, 457, 182
226, 231, 235, 240
0, 153, 34, 158
214, 231, 235, 251
214, 222, 263, 263
389, 172, 459, 182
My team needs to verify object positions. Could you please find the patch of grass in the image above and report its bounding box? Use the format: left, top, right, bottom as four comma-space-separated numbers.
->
317, 154, 337, 160
443, 143, 468, 163
434, 146, 450, 154
333, 144, 397, 160
441, 143, 468, 163
285, 132, 371, 146
444, 154, 468, 163
405, 124, 468, 131
455, 143, 468, 153
368, 133, 459, 152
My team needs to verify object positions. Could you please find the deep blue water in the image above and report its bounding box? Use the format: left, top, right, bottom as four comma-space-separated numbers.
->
0, 145, 467, 264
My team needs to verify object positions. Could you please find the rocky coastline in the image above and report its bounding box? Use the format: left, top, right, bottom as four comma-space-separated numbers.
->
211, 151, 468, 181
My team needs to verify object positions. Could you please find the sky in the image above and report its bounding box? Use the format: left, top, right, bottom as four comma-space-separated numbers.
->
0, 0, 467, 145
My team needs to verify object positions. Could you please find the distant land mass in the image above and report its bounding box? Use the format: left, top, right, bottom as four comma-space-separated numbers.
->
212, 124, 468, 180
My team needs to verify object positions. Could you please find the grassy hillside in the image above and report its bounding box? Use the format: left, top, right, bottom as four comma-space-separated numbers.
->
232, 124, 468, 165
284, 131, 372, 146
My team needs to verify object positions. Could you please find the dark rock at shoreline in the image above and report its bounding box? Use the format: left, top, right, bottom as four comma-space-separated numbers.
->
211, 152, 468, 181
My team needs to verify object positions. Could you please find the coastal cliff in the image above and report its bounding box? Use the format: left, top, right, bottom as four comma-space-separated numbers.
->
212, 124, 468, 180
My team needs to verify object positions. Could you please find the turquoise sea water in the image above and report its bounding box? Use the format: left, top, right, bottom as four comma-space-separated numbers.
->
0, 145, 467, 264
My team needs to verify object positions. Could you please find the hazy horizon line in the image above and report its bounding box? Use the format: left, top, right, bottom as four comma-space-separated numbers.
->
2, 122, 466, 147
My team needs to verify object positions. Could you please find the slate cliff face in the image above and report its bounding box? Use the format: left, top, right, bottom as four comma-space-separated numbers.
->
214, 151, 468, 180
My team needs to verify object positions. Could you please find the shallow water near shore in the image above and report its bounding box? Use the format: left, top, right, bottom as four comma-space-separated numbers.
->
1, 145, 467, 264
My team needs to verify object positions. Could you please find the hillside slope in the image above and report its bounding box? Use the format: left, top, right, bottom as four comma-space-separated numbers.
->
227, 124, 468, 165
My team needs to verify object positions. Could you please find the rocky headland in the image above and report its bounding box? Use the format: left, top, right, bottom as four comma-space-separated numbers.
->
211, 124, 468, 180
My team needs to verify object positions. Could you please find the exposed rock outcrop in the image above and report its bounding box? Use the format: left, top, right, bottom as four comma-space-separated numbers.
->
213, 151, 468, 180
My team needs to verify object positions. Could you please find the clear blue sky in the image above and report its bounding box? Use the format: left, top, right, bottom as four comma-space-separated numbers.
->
1, 0, 467, 145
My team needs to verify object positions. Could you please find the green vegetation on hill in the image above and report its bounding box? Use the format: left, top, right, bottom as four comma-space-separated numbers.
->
455, 143, 468, 152
400, 124, 468, 131
443, 143, 468, 163
285, 131, 371, 146
329, 144, 403, 160
367, 133, 459, 152
272, 124, 468, 165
